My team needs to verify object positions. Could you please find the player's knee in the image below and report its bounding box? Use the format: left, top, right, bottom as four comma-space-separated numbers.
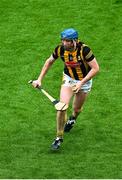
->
58, 103, 69, 111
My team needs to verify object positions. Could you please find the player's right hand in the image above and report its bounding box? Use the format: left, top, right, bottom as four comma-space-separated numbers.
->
32, 80, 41, 88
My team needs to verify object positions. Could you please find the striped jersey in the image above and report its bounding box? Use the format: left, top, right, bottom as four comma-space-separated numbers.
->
52, 41, 95, 80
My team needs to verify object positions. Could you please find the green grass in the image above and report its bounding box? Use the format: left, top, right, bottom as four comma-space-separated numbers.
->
0, 0, 122, 178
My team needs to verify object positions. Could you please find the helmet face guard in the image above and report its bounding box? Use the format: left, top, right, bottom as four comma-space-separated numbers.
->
61, 28, 78, 41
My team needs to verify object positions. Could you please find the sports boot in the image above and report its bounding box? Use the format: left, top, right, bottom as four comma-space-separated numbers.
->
64, 115, 76, 132
51, 137, 63, 150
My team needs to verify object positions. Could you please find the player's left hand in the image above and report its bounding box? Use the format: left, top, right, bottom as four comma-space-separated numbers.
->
72, 81, 83, 93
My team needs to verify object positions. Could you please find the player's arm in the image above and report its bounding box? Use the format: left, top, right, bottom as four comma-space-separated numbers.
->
81, 57, 99, 85
32, 55, 55, 88
32, 45, 60, 88
74, 46, 99, 93
81, 45, 99, 84
38, 55, 55, 82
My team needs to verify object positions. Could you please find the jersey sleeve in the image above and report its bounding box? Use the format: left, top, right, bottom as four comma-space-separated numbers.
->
83, 46, 95, 62
52, 45, 60, 60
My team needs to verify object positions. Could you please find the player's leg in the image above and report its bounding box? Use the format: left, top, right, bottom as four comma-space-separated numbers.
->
51, 85, 73, 150
57, 86, 73, 136
64, 91, 88, 132
64, 79, 92, 132
72, 91, 88, 119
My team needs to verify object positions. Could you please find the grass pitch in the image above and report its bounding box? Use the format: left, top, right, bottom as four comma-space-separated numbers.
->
0, 0, 122, 178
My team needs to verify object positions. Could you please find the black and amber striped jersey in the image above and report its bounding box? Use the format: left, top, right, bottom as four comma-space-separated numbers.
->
52, 41, 95, 80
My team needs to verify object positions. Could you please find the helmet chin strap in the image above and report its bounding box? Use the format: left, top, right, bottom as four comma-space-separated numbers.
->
73, 40, 77, 50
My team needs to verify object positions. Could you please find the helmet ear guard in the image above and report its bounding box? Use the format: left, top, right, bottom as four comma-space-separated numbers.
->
61, 28, 78, 40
